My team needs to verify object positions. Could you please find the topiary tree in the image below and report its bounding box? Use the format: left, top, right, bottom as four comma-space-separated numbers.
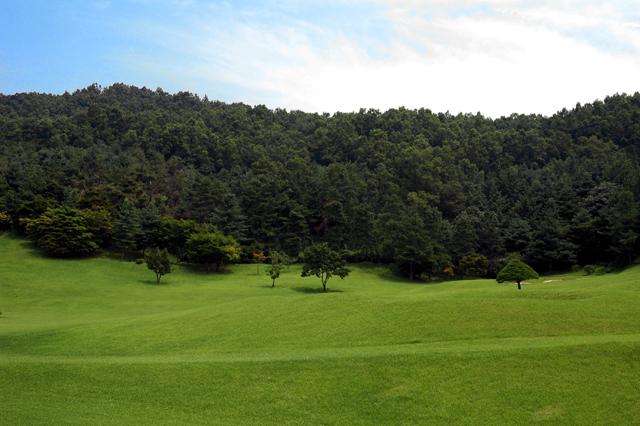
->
266, 250, 290, 288
301, 243, 350, 292
496, 259, 539, 290
144, 247, 171, 284
183, 231, 240, 272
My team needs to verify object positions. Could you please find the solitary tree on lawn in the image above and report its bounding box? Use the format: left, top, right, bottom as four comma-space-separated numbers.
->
496, 259, 539, 290
266, 250, 290, 288
301, 243, 350, 292
145, 247, 172, 284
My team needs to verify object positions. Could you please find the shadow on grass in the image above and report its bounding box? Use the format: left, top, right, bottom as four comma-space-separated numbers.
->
179, 263, 234, 275
290, 286, 344, 294
16, 237, 105, 261
258, 284, 282, 289
373, 268, 446, 286
138, 279, 166, 286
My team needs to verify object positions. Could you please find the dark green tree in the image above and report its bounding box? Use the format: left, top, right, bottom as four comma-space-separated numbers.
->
155, 217, 201, 257
144, 247, 172, 284
25, 207, 98, 257
301, 243, 350, 292
112, 198, 142, 256
459, 253, 489, 277
81, 209, 113, 248
383, 192, 448, 280
496, 259, 539, 290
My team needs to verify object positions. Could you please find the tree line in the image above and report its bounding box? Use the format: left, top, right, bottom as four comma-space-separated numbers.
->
1, 83, 639, 279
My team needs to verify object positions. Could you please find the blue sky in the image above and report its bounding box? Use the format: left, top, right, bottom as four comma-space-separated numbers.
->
1, 0, 639, 116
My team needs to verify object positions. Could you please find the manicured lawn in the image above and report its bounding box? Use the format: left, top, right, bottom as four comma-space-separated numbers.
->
1, 234, 639, 424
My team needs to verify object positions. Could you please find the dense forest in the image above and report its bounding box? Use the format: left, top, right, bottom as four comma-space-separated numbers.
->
1, 83, 639, 278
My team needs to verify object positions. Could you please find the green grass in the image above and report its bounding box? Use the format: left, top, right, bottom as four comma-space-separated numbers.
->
1, 234, 639, 424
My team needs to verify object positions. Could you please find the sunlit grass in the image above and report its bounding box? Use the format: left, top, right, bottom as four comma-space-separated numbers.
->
1, 234, 639, 424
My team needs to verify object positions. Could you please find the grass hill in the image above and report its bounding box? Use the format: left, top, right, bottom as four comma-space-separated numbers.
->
1, 234, 639, 424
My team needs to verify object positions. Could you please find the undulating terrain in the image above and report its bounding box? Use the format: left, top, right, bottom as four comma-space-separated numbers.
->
2, 234, 639, 424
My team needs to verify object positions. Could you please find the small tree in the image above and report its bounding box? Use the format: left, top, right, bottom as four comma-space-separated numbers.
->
301, 243, 350, 292
145, 247, 171, 284
496, 259, 539, 290
183, 231, 240, 271
252, 249, 267, 274
266, 250, 290, 288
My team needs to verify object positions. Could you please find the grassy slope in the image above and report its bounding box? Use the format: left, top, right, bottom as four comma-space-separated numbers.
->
1, 234, 639, 424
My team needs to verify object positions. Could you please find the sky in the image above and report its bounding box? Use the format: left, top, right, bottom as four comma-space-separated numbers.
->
1, 0, 639, 117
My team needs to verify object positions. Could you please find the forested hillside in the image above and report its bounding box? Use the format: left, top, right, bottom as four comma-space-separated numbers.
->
1, 84, 639, 277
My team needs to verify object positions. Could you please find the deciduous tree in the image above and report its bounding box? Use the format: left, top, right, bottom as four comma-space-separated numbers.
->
301, 243, 349, 292
266, 250, 290, 288
144, 247, 171, 284
183, 231, 240, 272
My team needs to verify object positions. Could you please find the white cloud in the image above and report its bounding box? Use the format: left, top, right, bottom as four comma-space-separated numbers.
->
124, 1, 640, 117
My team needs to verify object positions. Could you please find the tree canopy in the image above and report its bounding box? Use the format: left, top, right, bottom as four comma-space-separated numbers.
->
497, 259, 539, 290
301, 243, 350, 291
145, 247, 171, 284
183, 231, 240, 271
1, 84, 639, 276
23, 207, 100, 257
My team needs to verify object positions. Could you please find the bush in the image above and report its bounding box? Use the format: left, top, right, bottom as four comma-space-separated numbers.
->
584, 265, 606, 275
183, 231, 240, 271
25, 207, 99, 257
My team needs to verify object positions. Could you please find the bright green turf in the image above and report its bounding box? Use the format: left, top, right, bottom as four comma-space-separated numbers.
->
1, 234, 639, 424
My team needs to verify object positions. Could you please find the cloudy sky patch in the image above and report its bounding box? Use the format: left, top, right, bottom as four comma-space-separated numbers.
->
1, 0, 639, 116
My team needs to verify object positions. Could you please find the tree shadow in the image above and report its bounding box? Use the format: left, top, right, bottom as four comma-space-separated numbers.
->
373, 268, 446, 286
290, 287, 344, 294
179, 263, 234, 275
258, 284, 279, 289
16, 238, 103, 261
138, 279, 165, 286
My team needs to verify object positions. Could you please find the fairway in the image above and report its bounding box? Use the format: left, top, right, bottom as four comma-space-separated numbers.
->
1, 234, 639, 424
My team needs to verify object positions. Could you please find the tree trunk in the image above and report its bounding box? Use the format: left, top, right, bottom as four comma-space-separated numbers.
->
156, 272, 161, 284
322, 273, 327, 292
409, 262, 415, 281
272, 278, 275, 288
517, 280, 521, 290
